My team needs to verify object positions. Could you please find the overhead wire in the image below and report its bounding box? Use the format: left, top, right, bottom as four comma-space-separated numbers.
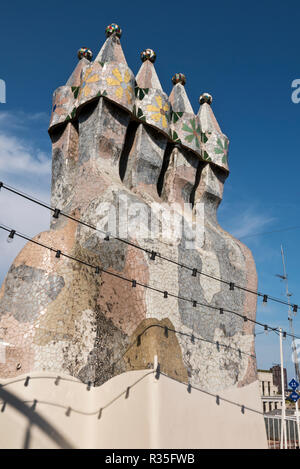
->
1, 223, 299, 341
0, 181, 298, 313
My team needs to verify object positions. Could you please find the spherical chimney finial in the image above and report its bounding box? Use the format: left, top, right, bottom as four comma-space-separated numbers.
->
105, 23, 122, 38
172, 73, 186, 86
140, 49, 156, 63
199, 93, 213, 105
77, 47, 93, 61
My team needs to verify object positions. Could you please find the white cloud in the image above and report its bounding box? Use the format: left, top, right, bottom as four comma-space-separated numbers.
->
0, 182, 51, 284
0, 133, 51, 175
0, 110, 49, 129
221, 207, 275, 240
0, 109, 51, 179
0, 111, 51, 284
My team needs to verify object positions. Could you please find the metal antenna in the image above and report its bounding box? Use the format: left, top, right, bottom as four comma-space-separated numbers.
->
278, 245, 300, 382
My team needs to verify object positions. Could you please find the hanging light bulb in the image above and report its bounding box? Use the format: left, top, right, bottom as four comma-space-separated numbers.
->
264, 325, 268, 335
150, 250, 156, 261
7, 230, 15, 243
52, 208, 60, 219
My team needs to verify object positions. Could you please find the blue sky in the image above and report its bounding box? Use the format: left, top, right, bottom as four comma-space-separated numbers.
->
0, 0, 300, 380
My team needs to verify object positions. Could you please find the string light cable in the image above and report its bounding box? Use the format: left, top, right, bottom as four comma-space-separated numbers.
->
0, 223, 298, 342
0, 181, 298, 313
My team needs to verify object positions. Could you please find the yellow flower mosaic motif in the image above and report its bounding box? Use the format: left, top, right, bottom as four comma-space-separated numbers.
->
147, 95, 169, 128
79, 68, 100, 98
106, 68, 133, 103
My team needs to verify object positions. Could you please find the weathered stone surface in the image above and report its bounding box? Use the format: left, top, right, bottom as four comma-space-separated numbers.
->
49, 86, 75, 129
163, 83, 199, 207
102, 62, 135, 113
136, 59, 161, 89
134, 89, 171, 137
95, 33, 127, 65
169, 82, 203, 160
0, 27, 257, 394
77, 97, 130, 168
66, 56, 90, 87
76, 62, 103, 109
48, 33, 229, 173
50, 122, 79, 215
123, 124, 167, 199
125, 317, 189, 383
161, 146, 199, 207
169, 82, 193, 114
134, 59, 171, 135
0, 265, 65, 322
197, 100, 229, 170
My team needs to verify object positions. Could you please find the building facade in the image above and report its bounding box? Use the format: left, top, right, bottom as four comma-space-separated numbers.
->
271, 365, 288, 395
258, 370, 283, 414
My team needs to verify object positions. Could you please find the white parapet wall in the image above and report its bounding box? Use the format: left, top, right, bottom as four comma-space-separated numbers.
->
0, 370, 268, 449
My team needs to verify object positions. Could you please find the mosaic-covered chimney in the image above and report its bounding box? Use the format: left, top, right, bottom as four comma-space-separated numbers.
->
0, 24, 257, 394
